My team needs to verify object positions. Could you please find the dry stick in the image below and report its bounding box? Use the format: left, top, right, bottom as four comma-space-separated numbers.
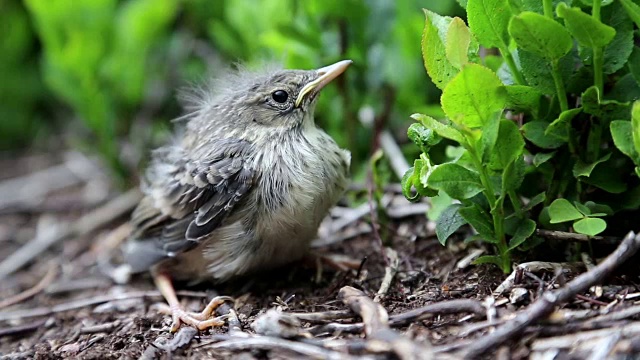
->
493, 261, 584, 295
200, 336, 372, 360
458, 231, 640, 359
379, 130, 410, 180
0, 290, 207, 322
374, 247, 399, 302
0, 262, 58, 310
0, 319, 48, 338
389, 299, 486, 327
289, 309, 354, 322
338, 286, 433, 360
308, 298, 486, 335
0, 189, 142, 279
0, 152, 98, 211
536, 229, 619, 244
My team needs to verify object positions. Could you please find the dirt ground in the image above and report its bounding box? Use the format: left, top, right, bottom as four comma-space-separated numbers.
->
1, 152, 640, 360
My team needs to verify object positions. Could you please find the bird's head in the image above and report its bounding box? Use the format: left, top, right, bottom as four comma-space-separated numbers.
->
186, 60, 352, 142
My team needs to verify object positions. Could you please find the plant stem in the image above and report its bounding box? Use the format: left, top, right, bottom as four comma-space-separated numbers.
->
543, 0, 554, 18
592, 0, 604, 94
592, 0, 601, 21
500, 48, 526, 85
593, 47, 604, 95
468, 143, 510, 273
551, 60, 569, 112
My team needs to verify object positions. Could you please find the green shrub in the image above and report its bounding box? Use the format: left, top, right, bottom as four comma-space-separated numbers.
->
402, 0, 640, 272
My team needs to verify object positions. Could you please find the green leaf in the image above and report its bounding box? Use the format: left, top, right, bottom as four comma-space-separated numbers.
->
584, 201, 614, 216
480, 111, 502, 162
582, 164, 628, 193
548, 198, 584, 223
441, 63, 506, 128
524, 192, 547, 212
519, 50, 573, 96
435, 203, 467, 245
502, 155, 526, 192
582, 86, 631, 121
574, 202, 591, 215
611, 120, 640, 163
629, 47, 640, 86
578, 0, 614, 6
467, 0, 512, 50
446, 17, 472, 69
633, 101, 640, 157
546, 108, 581, 142
573, 153, 612, 178
401, 166, 422, 202
407, 123, 441, 153
490, 120, 525, 170
428, 192, 454, 222
533, 152, 556, 167
428, 163, 484, 200
473, 255, 503, 266
459, 203, 497, 242
508, 12, 572, 60
508, 218, 536, 250
411, 114, 466, 144
422, 10, 458, 89
600, 2, 634, 74
522, 121, 566, 149
620, 0, 640, 28
505, 85, 543, 116
608, 74, 640, 102
573, 217, 607, 236
556, 3, 616, 49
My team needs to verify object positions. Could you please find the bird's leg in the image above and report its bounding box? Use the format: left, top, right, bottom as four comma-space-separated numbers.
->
153, 272, 233, 332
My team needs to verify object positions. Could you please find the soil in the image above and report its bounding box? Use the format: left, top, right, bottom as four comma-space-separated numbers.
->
1, 152, 639, 360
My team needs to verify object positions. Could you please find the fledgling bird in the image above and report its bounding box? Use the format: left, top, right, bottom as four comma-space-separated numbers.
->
124, 60, 352, 331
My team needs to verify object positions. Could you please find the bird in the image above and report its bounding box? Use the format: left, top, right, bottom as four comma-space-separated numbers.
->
123, 60, 352, 332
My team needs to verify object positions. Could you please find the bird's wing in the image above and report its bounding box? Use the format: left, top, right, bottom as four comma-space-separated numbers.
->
125, 138, 255, 270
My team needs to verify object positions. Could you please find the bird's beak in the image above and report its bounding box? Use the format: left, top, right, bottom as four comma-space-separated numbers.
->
295, 60, 352, 107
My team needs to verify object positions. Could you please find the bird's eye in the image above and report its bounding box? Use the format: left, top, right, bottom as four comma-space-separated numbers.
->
271, 90, 289, 103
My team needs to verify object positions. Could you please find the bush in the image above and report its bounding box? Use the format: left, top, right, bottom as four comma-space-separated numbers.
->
402, 0, 640, 272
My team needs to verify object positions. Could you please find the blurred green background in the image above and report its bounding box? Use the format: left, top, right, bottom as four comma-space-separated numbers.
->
1, 0, 463, 183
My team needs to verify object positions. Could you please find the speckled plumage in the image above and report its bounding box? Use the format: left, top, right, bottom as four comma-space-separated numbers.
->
124, 61, 351, 284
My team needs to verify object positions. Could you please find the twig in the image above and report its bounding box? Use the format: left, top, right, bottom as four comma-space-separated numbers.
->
288, 309, 354, 322
338, 286, 433, 360
531, 323, 640, 351
0, 189, 142, 279
312, 222, 371, 248
0, 262, 58, 310
386, 203, 430, 219
217, 302, 244, 336
456, 249, 485, 270
198, 336, 371, 360
493, 261, 584, 295
459, 231, 640, 358
536, 229, 619, 244
374, 247, 399, 302
0, 290, 206, 322
378, 130, 410, 180
0, 319, 48, 337
389, 299, 486, 327
0, 152, 100, 211
309, 298, 486, 336
80, 320, 121, 334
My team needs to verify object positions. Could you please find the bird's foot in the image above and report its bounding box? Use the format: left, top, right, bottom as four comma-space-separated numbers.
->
155, 296, 234, 332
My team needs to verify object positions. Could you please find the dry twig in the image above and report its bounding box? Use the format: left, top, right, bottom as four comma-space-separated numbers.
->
0, 262, 58, 310
374, 247, 399, 302
339, 286, 433, 360
0, 189, 142, 279
459, 231, 640, 358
